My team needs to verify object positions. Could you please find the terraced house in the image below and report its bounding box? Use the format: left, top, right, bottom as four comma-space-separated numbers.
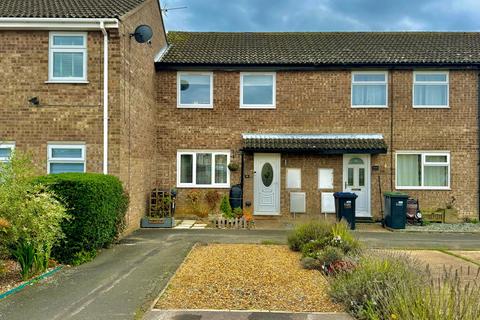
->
1, 0, 480, 230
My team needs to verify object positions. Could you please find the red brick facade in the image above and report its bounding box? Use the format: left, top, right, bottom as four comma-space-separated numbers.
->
156, 70, 479, 220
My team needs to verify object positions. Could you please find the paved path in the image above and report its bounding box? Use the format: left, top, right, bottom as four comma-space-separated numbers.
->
145, 310, 352, 320
1, 229, 479, 320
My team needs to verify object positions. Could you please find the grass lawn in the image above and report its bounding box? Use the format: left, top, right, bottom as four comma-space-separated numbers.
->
156, 244, 343, 312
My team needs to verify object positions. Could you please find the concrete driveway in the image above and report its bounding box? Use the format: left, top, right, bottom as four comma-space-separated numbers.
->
1, 229, 479, 320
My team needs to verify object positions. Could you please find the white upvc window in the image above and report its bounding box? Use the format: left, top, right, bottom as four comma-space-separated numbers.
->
48, 32, 88, 82
351, 71, 388, 108
177, 150, 230, 188
240, 72, 276, 108
396, 151, 450, 190
47, 144, 86, 174
0, 143, 15, 163
177, 72, 213, 108
413, 71, 449, 108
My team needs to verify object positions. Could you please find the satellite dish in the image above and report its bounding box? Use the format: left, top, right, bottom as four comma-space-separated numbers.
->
130, 25, 153, 43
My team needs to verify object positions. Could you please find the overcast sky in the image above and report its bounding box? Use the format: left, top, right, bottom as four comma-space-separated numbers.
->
161, 0, 480, 32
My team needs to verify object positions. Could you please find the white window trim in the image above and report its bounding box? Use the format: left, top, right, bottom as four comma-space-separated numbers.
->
177, 72, 213, 108
48, 32, 88, 83
395, 151, 450, 190
176, 150, 230, 188
0, 142, 15, 162
47, 143, 86, 174
351, 71, 388, 108
412, 71, 449, 109
240, 72, 276, 109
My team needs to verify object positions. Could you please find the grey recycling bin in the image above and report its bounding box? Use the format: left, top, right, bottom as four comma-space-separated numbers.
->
333, 192, 358, 230
384, 192, 409, 229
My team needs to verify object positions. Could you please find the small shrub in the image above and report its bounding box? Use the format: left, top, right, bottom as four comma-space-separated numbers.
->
287, 220, 333, 252
185, 190, 202, 215
204, 190, 220, 213
329, 251, 424, 319
220, 195, 234, 219
71, 249, 98, 266
301, 238, 331, 258
301, 256, 323, 270
318, 246, 344, 266
33, 173, 128, 265
233, 207, 243, 218
331, 221, 361, 254
243, 207, 253, 222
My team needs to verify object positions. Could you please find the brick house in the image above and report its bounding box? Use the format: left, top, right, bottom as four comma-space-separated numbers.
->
155, 32, 480, 222
0, 0, 166, 233
1, 0, 480, 229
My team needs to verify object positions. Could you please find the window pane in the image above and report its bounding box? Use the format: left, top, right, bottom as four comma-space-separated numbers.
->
53, 35, 84, 46
52, 148, 82, 159
50, 163, 84, 174
415, 74, 447, 82
359, 168, 365, 187
179, 74, 211, 105
353, 74, 385, 82
352, 84, 386, 105
424, 166, 448, 187
397, 154, 421, 186
196, 153, 212, 184
347, 168, 354, 186
53, 52, 84, 78
0, 148, 12, 158
425, 155, 447, 163
215, 154, 228, 184
414, 84, 447, 106
180, 154, 193, 184
243, 75, 274, 105
348, 157, 364, 165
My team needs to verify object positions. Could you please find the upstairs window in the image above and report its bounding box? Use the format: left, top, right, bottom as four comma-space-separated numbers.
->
240, 73, 276, 108
177, 150, 230, 188
0, 143, 15, 163
351, 72, 388, 108
49, 32, 87, 82
177, 72, 213, 108
396, 152, 450, 189
413, 71, 449, 108
48, 144, 86, 174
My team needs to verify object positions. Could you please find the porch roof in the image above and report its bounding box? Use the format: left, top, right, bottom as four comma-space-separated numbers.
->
241, 133, 388, 154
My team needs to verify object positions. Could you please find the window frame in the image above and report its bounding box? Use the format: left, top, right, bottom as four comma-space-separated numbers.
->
47, 143, 86, 174
48, 32, 88, 83
395, 151, 450, 190
412, 71, 449, 109
177, 71, 214, 108
351, 71, 388, 108
240, 72, 276, 109
0, 143, 15, 162
176, 150, 230, 188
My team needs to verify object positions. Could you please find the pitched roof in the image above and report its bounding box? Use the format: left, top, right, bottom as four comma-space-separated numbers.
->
242, 133, 388, 154
157, 31, 480, 67
0, 0, 148, 19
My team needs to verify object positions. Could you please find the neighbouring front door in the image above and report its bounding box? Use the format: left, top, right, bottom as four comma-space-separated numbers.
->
254, 153, 281, 215
343, 154, 371, 217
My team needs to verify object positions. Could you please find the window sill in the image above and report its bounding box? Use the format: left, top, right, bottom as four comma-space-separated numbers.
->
240, 105, 276, 109
395, 187, 451, 191
351, 105, 388, 109
412, 106, 450, 109
45, 80, 89, 84
177, 105, 213, 109
176, 184, 230, 189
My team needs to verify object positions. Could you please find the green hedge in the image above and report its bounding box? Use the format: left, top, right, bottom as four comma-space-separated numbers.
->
34, 173, 128, 265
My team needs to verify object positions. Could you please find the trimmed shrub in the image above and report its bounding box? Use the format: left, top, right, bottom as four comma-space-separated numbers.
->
287, 220, 333, 252
220, 195, 233, 219
329, 251, 424, 319
34, 173, 128, 265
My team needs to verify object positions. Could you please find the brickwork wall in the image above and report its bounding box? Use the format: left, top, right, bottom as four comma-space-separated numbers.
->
156, 69, 478, 220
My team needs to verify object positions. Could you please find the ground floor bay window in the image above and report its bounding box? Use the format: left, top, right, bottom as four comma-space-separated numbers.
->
177, 150, 230, 188
396, 151, 450, 189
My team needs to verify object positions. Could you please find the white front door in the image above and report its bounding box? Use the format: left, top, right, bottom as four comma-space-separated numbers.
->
343, 154, 371, 217
254, 153, 281, 215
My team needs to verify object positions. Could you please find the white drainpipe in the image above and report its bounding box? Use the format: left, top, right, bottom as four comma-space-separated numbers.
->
100, 21, 109, 174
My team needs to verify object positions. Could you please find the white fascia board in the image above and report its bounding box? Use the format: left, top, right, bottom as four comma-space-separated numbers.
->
0, 18, 119, 30
242, 133, 384, 140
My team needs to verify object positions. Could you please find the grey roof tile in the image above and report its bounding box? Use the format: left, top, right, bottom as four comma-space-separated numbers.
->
0, 0, 148, 19
158, 31, 480, 67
